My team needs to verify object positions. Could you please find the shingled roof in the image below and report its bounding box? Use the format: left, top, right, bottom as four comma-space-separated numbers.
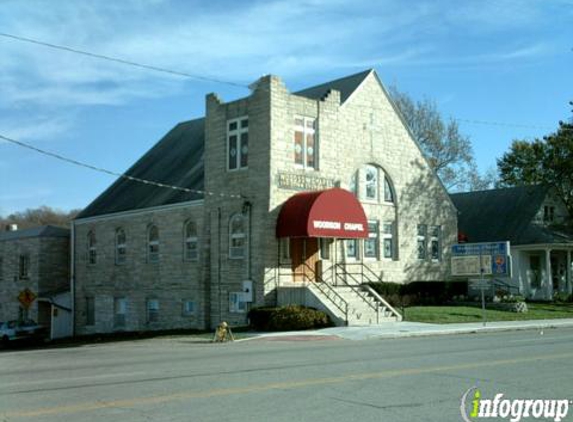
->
0, 225, 69, 242
295, 69, 372, 103
77, 71, 374, 219
77, 118, 205, 219
450, 185, 573, 245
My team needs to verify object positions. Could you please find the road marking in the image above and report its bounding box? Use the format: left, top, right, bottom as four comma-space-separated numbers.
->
0, 371, 149, 389
3, 352, 573, 419
507, 334, 573, 343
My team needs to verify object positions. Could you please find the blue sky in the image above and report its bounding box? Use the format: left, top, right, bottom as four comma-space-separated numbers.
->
0, 0, 572, 216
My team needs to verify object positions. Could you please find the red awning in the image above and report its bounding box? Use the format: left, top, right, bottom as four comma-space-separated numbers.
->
276, 188, 368, 239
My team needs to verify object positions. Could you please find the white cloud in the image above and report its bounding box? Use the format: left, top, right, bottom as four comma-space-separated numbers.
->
0, 0, 567, 112
0, 116, 73, 143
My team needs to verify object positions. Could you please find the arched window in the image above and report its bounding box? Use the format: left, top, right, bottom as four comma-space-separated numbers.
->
147, 225, 159, 263
351, 165, 395, 204
87, 230, 97, 265
365, 165, 378, 201
229, 214, 246, 259
184, 221, 199, 261
115, 228, 127, 265
384, 177, 395, 203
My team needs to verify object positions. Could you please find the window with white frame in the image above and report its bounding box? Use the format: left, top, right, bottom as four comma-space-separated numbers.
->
227, 117, 249, 170
147, 225, 159, 263
364, 165, 378, 201
280, 238, 290, 262
346, 239, 359, 259
87, 230, 97, 265
543, 205, 555, 223
364, 221, 379, 259
349, 172, 358, 196
19, 254, 30, 279
417, 224, 427, 260
85, 297, 95, 326
384, 177, 394, 203
147, 299, 159, 323
352, 166, 395, 204
319, 238, 331, 260
229, 214, 246, 259
229, 292, 247, 313
382, 222, 394, 259
114, 297, 127, 327
115, 228, 127, 265
294, 117, 317, 169
182, 300, 196, 316
430, 225, 441, 261
184, 221, 199, 261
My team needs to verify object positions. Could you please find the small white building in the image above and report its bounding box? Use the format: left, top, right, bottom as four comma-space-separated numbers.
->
451, 186, 573, 300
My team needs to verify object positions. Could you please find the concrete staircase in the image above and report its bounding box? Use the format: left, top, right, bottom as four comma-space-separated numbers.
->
307, 282, 402, 326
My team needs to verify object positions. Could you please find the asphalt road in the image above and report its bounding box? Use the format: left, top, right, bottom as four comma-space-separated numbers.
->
1, 328, 573, 422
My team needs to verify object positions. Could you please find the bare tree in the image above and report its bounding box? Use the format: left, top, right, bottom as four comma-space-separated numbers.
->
0, 206, 80, 230
389, 86, 494, 192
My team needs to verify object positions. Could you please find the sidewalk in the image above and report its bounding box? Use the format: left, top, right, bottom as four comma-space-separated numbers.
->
243, 318, 573, 341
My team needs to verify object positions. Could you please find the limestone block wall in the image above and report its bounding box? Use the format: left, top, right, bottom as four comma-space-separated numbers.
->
39, 237, 70, 294
0, 235, 69, 322
0, 237, 42, 322
74, 202, 207, 334
203, 78, 274, 327
263, 71, 457, 289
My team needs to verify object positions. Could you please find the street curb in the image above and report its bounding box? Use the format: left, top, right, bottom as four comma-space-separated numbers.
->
368, 322, 573, 340
235, 319, 573, 342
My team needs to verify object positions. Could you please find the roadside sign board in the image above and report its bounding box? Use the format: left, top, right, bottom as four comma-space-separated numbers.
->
469, 279, 490, 290
451, 241, 510, 277
18, 288, 37, 309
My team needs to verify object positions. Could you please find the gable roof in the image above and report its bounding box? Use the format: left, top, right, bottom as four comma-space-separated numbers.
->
77, 118, 205, 219
0, 225, 69, 242
294, 69, 372, 104
78, 72, 374, 220
450, 185, 573, 245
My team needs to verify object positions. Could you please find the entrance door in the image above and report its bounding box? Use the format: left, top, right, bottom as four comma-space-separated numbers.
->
291, 238, 319, 282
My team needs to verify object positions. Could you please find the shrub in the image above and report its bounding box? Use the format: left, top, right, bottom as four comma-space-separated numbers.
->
246, 307, 276, 331
554, 292, 573, 303
499, 295, 526, 304
368, 281, 467, 306
248, 305, 332, 331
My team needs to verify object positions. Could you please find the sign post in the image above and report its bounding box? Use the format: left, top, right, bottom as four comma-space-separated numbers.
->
451, 241, 511, 327
479, 250, 486, 327
18, 288, 37, 309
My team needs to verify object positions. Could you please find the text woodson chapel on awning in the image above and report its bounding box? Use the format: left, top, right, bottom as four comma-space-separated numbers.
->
276, 188, 368, 239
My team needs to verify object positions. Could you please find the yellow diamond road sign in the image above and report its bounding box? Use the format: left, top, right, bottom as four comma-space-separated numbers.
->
18, 288, 37, 309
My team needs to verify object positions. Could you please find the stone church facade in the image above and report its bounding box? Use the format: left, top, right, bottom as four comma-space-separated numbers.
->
73, 69, 457, 334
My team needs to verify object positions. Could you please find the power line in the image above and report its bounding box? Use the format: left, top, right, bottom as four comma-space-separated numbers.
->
3, 32, 571, 135
458, 118, 573, 132
0, 133, 244, 200
0, 32, 249, 89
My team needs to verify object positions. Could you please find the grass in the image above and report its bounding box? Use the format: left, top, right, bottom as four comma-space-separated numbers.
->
404, 303, 573, 324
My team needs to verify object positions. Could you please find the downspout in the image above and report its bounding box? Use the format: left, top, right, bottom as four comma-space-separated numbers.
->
244, 200, 253, 312
70, 221, 75, 337
217, 207, 222, 324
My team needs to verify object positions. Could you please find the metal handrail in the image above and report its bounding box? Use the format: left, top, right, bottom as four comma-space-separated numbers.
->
331, 265, 379, 314
363, 284, 402, 320
334, 262, 402, 320
300, 262, 349, 323
335, 262, 366, 284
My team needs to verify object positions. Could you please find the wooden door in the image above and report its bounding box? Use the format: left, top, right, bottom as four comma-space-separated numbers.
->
291, 238, 319, 282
